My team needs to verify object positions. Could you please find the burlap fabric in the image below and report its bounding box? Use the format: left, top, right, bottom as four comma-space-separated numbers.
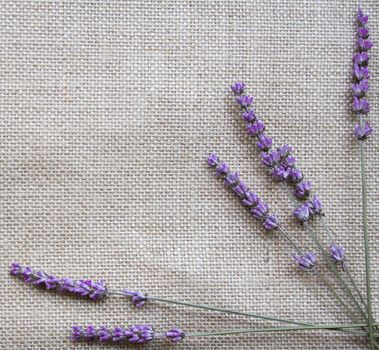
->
1, 1, 378, 349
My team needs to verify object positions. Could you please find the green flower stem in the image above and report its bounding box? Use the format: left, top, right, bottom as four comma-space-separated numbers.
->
304, 222, 367, 320
319, 213, 368, 311
109, 290, 366, 336
359, 111, 375, 350
187, 323, 379, 338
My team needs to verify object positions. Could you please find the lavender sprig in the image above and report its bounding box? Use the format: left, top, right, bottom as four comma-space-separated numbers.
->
353, 8, 376, 349
208, 153, 279, 231
10, 262, 107, 301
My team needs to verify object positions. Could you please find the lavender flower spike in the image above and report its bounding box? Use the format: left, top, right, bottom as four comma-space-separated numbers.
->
72, 325, 156, 344
123, 289, 148, 308
208, 153, 279, 231
10, 263, 107, 301
293, 252, 317, 270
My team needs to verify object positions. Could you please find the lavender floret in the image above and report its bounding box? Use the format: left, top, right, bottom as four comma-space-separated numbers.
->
293, 181, 312, 199
246, 120, 265, 136
242, 109, 256, 122
230, 82, 245, 95
293, 203, 310, 222
354, 122, 373, 140
330, 243, 346, 267
237, 95, 254, 107
293, 252, 317, 270
257, 134, 273, 151
123, 289, 148, 308
353, 96, 370, 114
166, 328, 185, 343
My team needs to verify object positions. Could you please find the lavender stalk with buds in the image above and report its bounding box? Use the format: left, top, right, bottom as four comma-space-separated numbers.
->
352, 8, 376, 349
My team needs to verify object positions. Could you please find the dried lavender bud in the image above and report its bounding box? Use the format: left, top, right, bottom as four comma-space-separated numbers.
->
357, 38, 373, 51
293, 252, 317, 270
72, 325, 156, 344
123, 289, 148, 308
261, 150, 281, 167
308, 196, 322, 215
357, 7, 368, 25
208, 154, 279, 231
353, 64, 369, 81
358, 27, 369, 38
353, 52, 369, 65
166, 328, 185, 343
271, 165, 291, 181
230, 82, 245, 95
353, 96, 370, 113
263, 214, 279, 231
354, 122, 373, 140
329, 243, 346, 267
289, 168, 303, 183
351, 79, 369, 96
236, 95, 254, 107
293, 181, 312, 199
10, 263, 107, 301
293, 203, 310, 222
216, 161, 229, 176
242, 109, 256, 122
246, 120, 265, 136
256, 134, 273, 151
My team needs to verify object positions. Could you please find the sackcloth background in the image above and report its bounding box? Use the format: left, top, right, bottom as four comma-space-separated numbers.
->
0, 1, 378, 349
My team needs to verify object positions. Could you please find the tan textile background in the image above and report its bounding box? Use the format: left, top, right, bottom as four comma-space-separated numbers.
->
1, 1, 378, 349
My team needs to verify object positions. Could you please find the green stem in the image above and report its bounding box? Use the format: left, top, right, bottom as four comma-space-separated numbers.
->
109, 290, 366, 336
187, 323, 379, 338
359, 113, 375, 349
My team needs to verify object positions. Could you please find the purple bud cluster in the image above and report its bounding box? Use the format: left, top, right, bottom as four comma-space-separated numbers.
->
329, 243, 346, 269
10, 262, 107, 301
208, 153, 279, 231
293, 252, 317, 270
123, 289, 148, 308
352, 8, 373, 140
71, 325, 185, 343
230, 82, 323, 223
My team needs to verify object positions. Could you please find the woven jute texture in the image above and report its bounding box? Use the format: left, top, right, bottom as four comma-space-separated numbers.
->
1, 1, 378, 349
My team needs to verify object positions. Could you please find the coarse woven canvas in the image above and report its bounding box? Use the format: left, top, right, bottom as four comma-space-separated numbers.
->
0, 1, 378, 349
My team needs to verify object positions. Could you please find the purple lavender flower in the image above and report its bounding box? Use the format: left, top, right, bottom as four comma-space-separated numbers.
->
10, 262, 22, 276
293, 203, 310, 222
125, 325, 155, 343
10, 263, 107, 301
233, 180, 248, 197
224, 171, 239, 186
207, 153, 219, 166
261, 150, 281, 167
283, 155, 296, 167
330, 243, 345, 268
277, 144, 292, 158
242, 191, 259, 207
353, 64, 369, 81
263, 214, 279, 231
123, 289, 148, 308
215, 161, 229, 176
308, 196, 322, 215
357, 38, 373, 51
293, 252, 317, 270
354, 122, 373, 140
358, 27, 369, 38
257, 134, 273, 151
353, 52, 369, 65
208, 154, 279, 231
72, 325, 156, 344
166, 328, 185, 343
237, 95, 254, 108
271, 165, 291, 181
352, 96, 370, 113
242, 109, 256, 122
289, 168, 303, 183
251, 201, 269, 219
246, 120, 265, 136
230, 82, 246, 95
293, 181, 312, 199
84, 325, 97, 340
357, 8, 368, 25
351, 79, 369, 96
98, 326, 112, 342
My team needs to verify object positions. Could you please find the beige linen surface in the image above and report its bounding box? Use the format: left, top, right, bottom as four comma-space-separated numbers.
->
1, 1, 378, 349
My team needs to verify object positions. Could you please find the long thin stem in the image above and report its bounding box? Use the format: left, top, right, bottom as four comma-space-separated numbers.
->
187, 323, 379, 338
359, 111, 375, 349
108, 290, 366, 336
